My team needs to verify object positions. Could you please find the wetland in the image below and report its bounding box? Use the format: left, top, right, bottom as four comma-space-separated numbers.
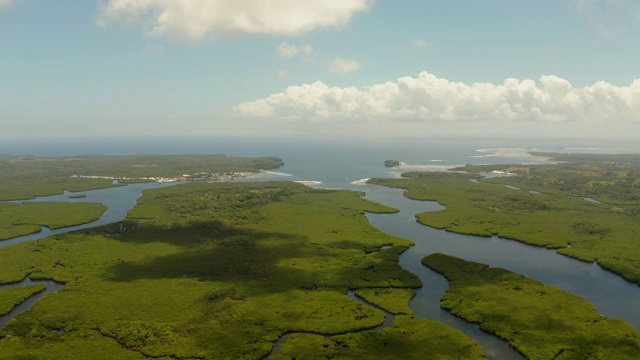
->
1, 137, 640, 359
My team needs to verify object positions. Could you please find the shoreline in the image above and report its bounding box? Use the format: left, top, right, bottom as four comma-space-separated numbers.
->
473, 148, 557, 163
396, 163, 465, 172
293, 180, 322, 187
71, 171, 256, 183
252, 170, 293, 178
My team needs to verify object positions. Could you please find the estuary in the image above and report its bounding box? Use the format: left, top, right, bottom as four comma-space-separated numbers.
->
1, 136, 639, 359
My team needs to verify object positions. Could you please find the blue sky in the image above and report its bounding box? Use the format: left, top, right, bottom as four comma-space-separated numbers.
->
1, 0, 639, 139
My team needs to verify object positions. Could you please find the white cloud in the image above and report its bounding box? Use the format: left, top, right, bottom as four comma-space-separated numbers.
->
409, 38, 429, 50
97, 0, 373, 43
276, 42, 313, 59
329, 58, 361, 74
235, 71, 640, 123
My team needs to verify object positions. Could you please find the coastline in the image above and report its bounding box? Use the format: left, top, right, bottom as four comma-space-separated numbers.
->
71, 171, 256, 183
293, 180, 322, 187
472, 148, 557, 163
396, 163, 464, 172
251, 170, 293, 178
351, 178, 371, 185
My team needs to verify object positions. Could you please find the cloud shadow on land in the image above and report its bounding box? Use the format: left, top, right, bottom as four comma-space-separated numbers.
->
85, 218, 407, 359
102, 218, 411, 295
105, 220, 311, 290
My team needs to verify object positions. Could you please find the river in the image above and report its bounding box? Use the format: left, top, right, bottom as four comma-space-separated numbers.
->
1, 135, 639, 359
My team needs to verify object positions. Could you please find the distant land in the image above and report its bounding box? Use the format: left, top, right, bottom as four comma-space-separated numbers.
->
369, 152, 640, 285
0, 154, 284, 200
1, 151, 640, 359
384, 160, 400, 167
0, 181, 487, 359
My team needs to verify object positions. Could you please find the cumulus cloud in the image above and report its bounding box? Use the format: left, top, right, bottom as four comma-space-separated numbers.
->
329, 58, 361, 74
235, 72, 640, 123
97, 0, 373, 42
276, 42, 313, 59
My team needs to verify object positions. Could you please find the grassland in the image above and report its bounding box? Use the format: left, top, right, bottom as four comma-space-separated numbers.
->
0, 285, 46, 316
0, 182, 485, 359
368, 155, 640, 285
0, 202, 107, 240
0, 154, 284, 200
423, 253, 640, 359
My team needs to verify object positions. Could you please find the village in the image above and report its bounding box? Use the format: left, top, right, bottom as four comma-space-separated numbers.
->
70, 171, 255, 183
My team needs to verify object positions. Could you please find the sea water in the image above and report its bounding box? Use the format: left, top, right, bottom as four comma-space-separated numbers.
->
2, 135, 640, 358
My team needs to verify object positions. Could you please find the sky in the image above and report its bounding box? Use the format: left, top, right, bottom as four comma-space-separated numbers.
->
1, 0, 639, 140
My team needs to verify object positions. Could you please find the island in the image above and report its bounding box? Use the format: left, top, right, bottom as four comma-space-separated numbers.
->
423, 253, 640, 359
2, 151, 640, 358
384, 160, 400, 167
0, 181, 484, 359
368, 152, 640, 286
0, 202, 107, 240
0, 154, 284, 241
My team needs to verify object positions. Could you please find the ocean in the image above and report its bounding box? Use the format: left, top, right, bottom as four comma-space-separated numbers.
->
2, 135, 640, 359
3, 135, 638, 189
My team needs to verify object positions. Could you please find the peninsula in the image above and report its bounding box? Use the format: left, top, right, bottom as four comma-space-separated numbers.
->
368, 152, 640, 285
0, 154, 284, 200
0, 182, 483, 359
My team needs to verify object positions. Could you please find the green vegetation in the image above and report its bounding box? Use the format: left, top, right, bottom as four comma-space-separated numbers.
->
423, 253, 640, 360
457, 152, 640, 204
384, 160, 400, 168
368, 159, 640, 285
0, 181, 482, 359
68, 194, 87, 199
272, 315, 484, 360
0, 332, 149, 360
0, 202, 107, 240
0, 154, 284, 200
354, 288, 415, 315
0, 285, 46, 316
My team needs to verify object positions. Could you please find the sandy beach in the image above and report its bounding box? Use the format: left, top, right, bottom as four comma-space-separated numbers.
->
472, 148, 556, 163
351, 178, 371, 185
247, 170, 293, 179
396, 163, 465, 171
293, 180, 322, 187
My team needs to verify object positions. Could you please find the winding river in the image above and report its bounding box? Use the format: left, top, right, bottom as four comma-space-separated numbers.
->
0, 182, 176, 249
1, 178, 639, 359
0, 278, 64, 329
262, 290, 396, 359
363, 185, 640, 359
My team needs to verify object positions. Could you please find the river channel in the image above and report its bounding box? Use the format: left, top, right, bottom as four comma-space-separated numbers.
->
1, 177, 639, 359
363, 185, 640, 358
